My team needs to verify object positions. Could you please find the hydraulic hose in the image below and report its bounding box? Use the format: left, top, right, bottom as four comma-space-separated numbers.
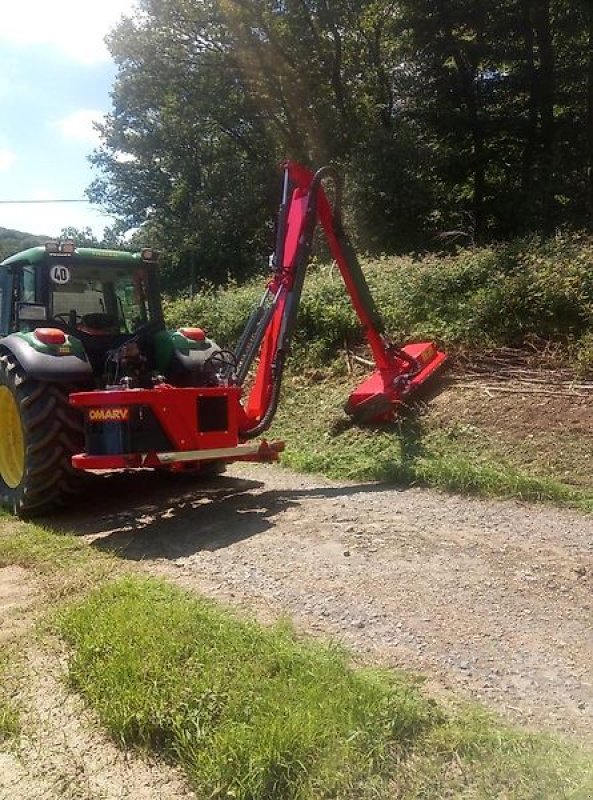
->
241, 351, 285, 439
241, 167, 343, 440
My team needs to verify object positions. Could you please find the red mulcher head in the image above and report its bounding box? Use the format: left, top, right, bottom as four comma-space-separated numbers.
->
345, 341, 447, 424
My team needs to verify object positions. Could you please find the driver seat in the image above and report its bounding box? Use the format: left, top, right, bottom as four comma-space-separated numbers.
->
77, 312, 119, 335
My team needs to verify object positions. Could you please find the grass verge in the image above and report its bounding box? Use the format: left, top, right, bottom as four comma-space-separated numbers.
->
58, 576, 592, 800
0, 651, 20, 741
268, 377, 593, 512
0, 520, 88, 572
0, 518, 118, 599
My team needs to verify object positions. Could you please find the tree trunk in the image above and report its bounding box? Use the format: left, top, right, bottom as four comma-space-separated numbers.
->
520, 0, 538, 225
436, 1, 487, 240
587, 2, 593, 215
532, 0, 555, 232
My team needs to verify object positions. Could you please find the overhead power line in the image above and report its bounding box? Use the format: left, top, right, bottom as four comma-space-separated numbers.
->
0, 198, 90, 205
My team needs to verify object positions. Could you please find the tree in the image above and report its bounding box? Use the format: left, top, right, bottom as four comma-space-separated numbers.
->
89, 0, 279, 289
90, 0, 593, 288
59, 226, 101, 247
90, 0, 432, 286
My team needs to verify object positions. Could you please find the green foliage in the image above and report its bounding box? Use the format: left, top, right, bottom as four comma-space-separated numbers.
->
59, 226, 102, 248
88, 0, 593, 287
164, 237, 593, 359
573, 331, 593, 378
58, 577, 593, 799
85, 0, 445, 286
163, 279, 264, 346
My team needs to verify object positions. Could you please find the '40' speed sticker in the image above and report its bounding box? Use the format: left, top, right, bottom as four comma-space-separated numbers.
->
49, 264, 71, 284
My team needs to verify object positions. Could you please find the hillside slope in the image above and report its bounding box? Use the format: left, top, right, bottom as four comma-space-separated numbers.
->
0, 227, 46, 261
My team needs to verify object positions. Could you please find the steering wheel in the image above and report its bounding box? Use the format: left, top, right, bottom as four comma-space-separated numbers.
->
204, 349, 238, 378
80, 312, 117, 331
53, 312, 81, 327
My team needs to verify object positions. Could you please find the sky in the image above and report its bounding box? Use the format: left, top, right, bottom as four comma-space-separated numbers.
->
0, 1, 138, 238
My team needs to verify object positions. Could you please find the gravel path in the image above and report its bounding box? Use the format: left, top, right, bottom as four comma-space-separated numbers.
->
64, 464, 593, 742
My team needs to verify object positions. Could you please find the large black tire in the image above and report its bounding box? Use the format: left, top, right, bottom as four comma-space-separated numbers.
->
0, 352, 84, 516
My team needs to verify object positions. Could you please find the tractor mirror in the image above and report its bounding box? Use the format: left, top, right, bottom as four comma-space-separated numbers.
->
18, 303, 47, 323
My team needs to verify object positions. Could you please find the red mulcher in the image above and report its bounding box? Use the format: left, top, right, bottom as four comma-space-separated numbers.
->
70, 162, 446, 474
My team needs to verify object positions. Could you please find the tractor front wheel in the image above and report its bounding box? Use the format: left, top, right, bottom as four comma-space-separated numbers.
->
0, 353, 84, 516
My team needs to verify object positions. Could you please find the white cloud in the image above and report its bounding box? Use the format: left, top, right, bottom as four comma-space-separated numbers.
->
0, 1, 138, 64
0, 199, 117, 238
0, 149, 17, 171
53, 110, 105, 146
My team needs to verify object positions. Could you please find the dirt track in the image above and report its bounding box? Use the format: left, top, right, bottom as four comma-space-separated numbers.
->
51, 463, 593, 743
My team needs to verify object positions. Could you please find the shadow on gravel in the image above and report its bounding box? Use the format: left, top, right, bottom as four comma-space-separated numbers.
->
46, 469, 396, 562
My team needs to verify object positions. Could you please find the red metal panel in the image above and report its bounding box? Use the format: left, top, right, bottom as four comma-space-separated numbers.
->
71, 385, 242, 451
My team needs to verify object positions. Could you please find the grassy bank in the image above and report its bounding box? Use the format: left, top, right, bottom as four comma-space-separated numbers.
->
164, 236, 593, 370
163, 236, 593, 506
58, 576, 592, 800
266, 376, 593, 512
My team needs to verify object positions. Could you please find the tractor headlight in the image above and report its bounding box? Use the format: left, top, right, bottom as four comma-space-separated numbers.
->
60, 240, 75, 255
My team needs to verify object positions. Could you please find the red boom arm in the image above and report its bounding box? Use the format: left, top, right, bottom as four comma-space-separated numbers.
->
238, 162, 446, 432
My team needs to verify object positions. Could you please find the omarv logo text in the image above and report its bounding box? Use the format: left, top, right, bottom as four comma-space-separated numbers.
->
88, 407, 131, 423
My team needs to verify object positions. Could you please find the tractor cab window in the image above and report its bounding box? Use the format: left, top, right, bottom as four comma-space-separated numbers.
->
49, 263, 150, 334
0, 267, 11, 334
20, 266, 36, 303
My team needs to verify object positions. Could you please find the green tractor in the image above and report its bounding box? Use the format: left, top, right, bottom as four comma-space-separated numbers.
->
0, 165, 447, 518
0, 240, 223, 515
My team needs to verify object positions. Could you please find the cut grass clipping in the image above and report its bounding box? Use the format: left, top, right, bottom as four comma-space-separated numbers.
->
59, 577, 592, 799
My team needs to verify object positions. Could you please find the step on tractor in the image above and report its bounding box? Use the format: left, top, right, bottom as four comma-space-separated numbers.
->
0, 162, 446, 516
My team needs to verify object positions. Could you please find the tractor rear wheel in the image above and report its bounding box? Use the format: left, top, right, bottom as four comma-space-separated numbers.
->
0, 353, 84, 516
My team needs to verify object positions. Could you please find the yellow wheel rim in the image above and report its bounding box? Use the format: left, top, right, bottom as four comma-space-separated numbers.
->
0, 386, 24, 488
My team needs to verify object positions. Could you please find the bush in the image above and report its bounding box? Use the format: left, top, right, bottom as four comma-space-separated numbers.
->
163, 235, 593, 362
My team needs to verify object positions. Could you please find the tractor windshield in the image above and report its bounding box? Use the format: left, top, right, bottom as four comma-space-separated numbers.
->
48, 262, 151, 334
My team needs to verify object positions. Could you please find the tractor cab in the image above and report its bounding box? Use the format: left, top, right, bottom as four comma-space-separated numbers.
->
0, 242, 162, 384
0, 242, 221, 388
4, 241, 160, 327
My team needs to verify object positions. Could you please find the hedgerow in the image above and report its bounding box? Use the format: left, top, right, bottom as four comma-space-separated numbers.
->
163, 235, 593, 370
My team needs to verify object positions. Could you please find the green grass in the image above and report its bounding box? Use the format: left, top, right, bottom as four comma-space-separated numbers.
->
268, 377, 593, 512
58, 576, 593, 800
0, 521, 88, 571
0, 651, 20, 741
0, 518, 119, 600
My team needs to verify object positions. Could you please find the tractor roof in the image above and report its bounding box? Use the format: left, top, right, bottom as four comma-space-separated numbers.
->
0, 245, 153, 268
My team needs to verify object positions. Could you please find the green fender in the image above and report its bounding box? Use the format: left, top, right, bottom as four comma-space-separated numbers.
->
0, 333, 93, 383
